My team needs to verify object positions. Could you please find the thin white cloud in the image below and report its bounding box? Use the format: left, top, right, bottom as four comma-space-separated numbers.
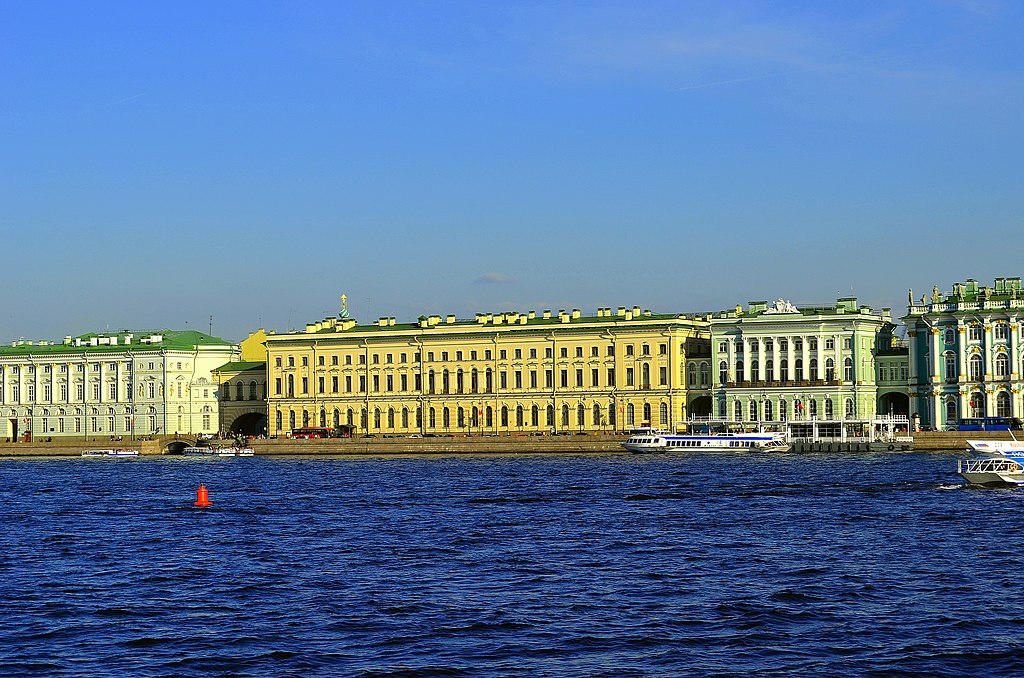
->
474, 272, 513, 285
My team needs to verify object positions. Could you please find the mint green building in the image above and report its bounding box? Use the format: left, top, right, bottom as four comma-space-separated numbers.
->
711, 298, 907, 423
903, 277, 1024, 429
0, 330, 238, 441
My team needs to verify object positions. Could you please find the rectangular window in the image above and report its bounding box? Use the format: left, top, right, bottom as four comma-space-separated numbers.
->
659, 344, 668, 356
575, 347, 583, 358
592, 368, 599, 386
345, 355, 352, 365
346, 376, 352, 392
530, 349, 537, 359
626, 368, 634, 386
456, 351, 462, 361
386, 354, 393, 363
560, 370, 568, 388
372, 375, 380, 392
545, 370, 553, 388
386, 375, 393, 391
608, 368, 616, 386
626, 345, 634, 356
560, 347, 568, 358
372, 354, 379, 364
499, 350, 507, 360
530, 371, 538, 388
660, 367, 668, 385
109, 383, 116, 399
318, 377, 325, 393
514, 349, 522, 359
591, 346, 599, 357
500, 371, 508, 389
514, 371, 522, 389
302, 377, 308, 394
359, 375, 366, 392
400, 374, 408, 391
332, 376, 338, 393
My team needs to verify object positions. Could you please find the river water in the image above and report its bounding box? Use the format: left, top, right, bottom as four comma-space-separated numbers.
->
1, 450, 1021, 677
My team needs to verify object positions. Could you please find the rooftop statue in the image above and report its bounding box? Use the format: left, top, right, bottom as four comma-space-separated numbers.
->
764, 298, 800, 314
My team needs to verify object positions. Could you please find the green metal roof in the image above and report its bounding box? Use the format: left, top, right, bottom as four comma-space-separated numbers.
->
212, 360, 266, 373
0, 329, 234, 357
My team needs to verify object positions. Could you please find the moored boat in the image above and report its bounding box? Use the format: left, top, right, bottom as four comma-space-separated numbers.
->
82, 449, 139, 457
959, 439, 1024, 486
182, 445, 253, 457
623, 431, 790, 454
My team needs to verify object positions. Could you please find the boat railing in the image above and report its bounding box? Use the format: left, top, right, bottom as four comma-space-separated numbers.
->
960, 458, 1022, 474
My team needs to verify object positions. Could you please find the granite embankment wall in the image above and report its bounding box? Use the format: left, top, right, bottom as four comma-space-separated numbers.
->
0, 431, 1015, 457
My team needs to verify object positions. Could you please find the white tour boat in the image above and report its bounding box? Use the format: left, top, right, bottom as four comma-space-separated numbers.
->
81, 449, 140, 457
182, 445, 254, 457
958, 439, 1024, 486
623, 431, 790, 454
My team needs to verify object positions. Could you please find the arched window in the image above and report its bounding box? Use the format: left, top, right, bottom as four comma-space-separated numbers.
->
735, 361, 744, 383
944, 328, 956, 345
734, 400, 742, 421
845, 398, 855, 418
779, 400, 787, 421
970, 392, 984, 417
531, 405, 539, 427
969, 354, 984, 381
996, 391, 1012, 417
659, 402, 668, 426
249, 381, 258, 400
688, 364, 697, 385
824, 399, 833, 418
719, 361, 729, 385
457, 407, 464, 428
333, 408, 340, 427
402, 408, 409, 428
579, 403, 587, 427
516, 405, 524, 427
809, 399, 818, 418
443, 407, 451, 428
749, 400, 758, 421
387, 407, 395, 429
809, 359, 818, 380
320, 408, 326, 427
562, 404, 570, 427
500, 406, 508, 427
276, 411, 282, 430
751, 360, 760, 382
302, 410, 310, 427
795, 358, 804, 381
288, 410, 296, 430
235, 381, 244, 400
995, 353, 1009, 378
593, 403, 602, 426
843, 357, 853, 382
626, 403, 635, 425
764, 399, 773, 421
945, 397, 957, 424
700, 363, 709, 386
945, 352, 957, 382
825, 358, 835, 382
642, 403, 651, 425
641, 364, 650, 388
547, 404, 555, 426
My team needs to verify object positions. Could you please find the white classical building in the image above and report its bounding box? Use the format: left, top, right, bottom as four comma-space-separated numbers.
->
903, 277, 1024, 428
0, 330, 238, 441
711, 298, 905, 422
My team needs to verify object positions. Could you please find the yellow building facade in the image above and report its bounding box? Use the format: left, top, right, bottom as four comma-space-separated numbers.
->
264, 306, 710, 436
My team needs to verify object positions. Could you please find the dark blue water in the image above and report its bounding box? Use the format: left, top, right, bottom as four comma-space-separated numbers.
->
1, 451, 1021, 677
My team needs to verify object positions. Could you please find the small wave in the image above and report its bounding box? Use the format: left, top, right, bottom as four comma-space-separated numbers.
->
123, 636, 177, 648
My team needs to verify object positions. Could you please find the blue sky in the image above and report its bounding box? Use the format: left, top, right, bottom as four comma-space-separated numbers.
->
2, 1, 1022, 342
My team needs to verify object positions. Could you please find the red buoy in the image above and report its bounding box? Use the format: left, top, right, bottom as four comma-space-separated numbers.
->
194, 485, 212, 507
